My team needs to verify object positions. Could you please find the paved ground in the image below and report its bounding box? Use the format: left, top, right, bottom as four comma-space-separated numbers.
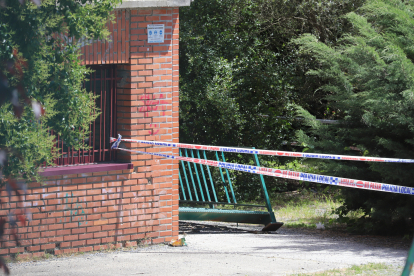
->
9, 221, 410, 276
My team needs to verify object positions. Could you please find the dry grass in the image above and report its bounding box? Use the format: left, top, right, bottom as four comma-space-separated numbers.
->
291, 262, 402, 276
271, 189, 364, 229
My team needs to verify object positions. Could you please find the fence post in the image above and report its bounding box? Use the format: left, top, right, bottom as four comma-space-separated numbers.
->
253, 148, 277, 224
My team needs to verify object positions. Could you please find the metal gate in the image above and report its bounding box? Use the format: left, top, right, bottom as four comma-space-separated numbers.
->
51, 65, 117, 165
178, 147, 283, 231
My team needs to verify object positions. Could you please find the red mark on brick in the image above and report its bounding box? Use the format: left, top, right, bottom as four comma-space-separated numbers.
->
139, 94, 167, 135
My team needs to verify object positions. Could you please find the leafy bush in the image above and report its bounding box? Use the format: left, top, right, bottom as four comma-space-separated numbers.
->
179, 0, 365, 197
294, 0, 414, 235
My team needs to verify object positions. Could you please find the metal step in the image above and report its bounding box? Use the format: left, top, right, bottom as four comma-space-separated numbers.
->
179, 207, 283, 231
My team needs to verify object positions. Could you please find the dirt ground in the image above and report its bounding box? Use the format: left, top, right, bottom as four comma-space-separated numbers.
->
8, 221, 410, 276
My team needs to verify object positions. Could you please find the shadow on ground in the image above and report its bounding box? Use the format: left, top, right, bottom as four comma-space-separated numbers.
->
179, 221, 253, 235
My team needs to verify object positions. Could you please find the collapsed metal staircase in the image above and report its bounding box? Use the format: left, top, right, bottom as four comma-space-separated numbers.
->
178, 147, 283, 231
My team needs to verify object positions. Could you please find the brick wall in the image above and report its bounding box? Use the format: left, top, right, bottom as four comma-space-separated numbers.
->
0, 164, 177, 258
0, 7, 180, 258
81, 10, 130, 65
115, 7, 180, 248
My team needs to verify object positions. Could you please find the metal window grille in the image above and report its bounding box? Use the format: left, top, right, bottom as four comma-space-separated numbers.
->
51, 65, 117, 165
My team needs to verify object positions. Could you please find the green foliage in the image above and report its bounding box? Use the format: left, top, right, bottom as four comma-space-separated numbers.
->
274, 189, 344, 229
293, 0, 414, 234
180, 0, 364, 198
292, 262, 402, 276
0, 0, 119, 181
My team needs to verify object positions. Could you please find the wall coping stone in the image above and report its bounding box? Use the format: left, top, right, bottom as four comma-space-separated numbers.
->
40, 163, 133, 176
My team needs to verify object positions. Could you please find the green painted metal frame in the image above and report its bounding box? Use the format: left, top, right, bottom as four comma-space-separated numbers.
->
178, 147, 283, 231
401, 235, 414, 276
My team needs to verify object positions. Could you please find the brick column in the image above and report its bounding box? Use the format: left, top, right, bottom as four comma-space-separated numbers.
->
116, 7, 180, 243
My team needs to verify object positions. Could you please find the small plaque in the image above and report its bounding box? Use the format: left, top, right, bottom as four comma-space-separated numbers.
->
147, 24, 164, 43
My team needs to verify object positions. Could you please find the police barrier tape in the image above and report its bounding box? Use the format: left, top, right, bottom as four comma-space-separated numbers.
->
114, 147, 414, 196
110, 135, 414, 163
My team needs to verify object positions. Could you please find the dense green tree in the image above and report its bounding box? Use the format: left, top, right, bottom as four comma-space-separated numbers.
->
180, 0, 365, 147
179, 0, 364, 198
294, 0, 414, 234
0, 0, 119, 181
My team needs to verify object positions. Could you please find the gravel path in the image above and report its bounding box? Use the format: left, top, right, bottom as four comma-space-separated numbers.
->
8, 221, 410, 276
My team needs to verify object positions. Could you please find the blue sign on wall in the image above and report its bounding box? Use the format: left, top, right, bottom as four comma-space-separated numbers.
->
148, 24, 164, 43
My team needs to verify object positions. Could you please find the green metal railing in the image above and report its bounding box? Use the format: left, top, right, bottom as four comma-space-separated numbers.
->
178, 147, 283, 231
402, 236, 414, 276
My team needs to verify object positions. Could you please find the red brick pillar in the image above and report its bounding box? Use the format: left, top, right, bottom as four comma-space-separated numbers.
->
116, 7, 180, 243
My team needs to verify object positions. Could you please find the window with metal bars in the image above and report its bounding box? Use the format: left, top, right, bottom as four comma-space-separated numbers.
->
51, 65, 117, 166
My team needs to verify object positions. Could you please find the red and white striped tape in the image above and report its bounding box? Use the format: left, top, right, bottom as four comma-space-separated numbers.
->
115, 147, 414, 196
110, 136, 414, 163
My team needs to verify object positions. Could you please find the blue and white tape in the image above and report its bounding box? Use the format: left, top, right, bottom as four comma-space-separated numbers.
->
110, 136, 414, 163
114, 146, 414, 196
